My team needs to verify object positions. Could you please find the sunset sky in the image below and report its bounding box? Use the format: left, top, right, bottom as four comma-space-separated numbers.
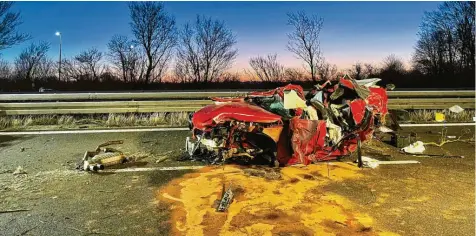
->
3, 1, 442, 72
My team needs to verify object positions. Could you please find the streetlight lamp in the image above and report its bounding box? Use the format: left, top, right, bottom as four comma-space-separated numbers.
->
55, 31, 62, 81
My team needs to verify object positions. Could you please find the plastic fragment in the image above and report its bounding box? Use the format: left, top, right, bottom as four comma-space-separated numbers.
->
401, 141, 425, 154
448, 105, 464, 113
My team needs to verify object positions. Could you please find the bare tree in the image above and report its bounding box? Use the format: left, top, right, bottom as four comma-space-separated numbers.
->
364, 63, 377, 77
380, 54, 406, 85
35, 57, 55, 79
284, 68, 310, 82
348, 62, 364, 80
286, 11, 324, 82
316, 59, 338, 81
0, 59, 11, 78
248, 54, 285, 82
219, 72, 241, 83
129, 2, 176, 83
175, 15, 238, 83
107, 35, 146, 83
413, 2, 475, 79
382, 54, 405, 74
0, 2, 30, 51
14, 41, 50, 89
60, 58, 80, 81
74, 48, 103, 81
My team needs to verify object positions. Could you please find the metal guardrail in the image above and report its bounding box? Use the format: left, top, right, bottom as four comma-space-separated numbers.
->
0, 90, 474, 115
0, 90, 474, 101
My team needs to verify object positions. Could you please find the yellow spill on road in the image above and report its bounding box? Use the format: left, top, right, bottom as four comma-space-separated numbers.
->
157, 163, 398, 236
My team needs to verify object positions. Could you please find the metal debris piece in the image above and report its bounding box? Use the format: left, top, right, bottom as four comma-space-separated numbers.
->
155, 156, 170, 163
216, 185, 234, 212
400, 152, 464, 158
78, 140, 128, 172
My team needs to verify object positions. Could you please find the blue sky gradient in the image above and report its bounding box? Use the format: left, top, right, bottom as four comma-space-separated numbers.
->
3, 1, 442, 72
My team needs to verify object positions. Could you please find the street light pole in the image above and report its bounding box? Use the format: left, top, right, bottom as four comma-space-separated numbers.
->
55, 32, 62, 81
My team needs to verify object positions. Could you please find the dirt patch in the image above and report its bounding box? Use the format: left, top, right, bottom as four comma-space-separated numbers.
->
157, 163, 397, 236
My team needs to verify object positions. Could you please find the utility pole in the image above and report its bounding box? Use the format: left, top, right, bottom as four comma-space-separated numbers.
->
55, 31, 62, 81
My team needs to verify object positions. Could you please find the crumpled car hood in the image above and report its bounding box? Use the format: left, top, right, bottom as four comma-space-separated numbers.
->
192, 102, 282, 130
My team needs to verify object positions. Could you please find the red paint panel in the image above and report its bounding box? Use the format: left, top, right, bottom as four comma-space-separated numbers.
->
349, 99, 367, 125
248, 84, 305, 100
339, 78, 355, 89
192, 102, 282, 130
367, 87, 388, 115
287, 118, 328, 165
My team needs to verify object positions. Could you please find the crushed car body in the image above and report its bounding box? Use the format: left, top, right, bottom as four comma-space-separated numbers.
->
185, 76, 389, 167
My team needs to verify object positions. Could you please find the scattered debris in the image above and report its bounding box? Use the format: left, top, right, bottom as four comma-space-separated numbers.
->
448, 105, 464, 113
378, 126, 394, 133
401, 141, 425, 154
77, 140, 130, 172
435, 112, 445, 122
13, 166, 27, 175
360, 157, 380, 168
216, 184, 234, 212
359, 156, 420, 168
155, 156, 169, 164
424, 128, 475, 147
0, 209, 30, 214
401, 153, 464, 158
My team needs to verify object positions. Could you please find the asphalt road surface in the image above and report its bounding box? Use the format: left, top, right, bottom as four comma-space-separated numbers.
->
0, 127, 474, 235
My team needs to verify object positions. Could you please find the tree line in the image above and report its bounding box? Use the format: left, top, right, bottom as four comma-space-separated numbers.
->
0, 1, 474, 92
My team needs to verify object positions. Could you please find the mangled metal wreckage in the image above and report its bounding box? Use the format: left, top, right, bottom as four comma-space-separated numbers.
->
185, 77, 389, 167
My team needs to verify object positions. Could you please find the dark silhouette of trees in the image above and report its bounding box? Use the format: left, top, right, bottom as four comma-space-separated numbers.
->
286, 11, 323, 82
0, 2, 30, 51
1, 2, 475, 91
74, 48, 103, 81
0, 59, 11, 78
175, 15, 238, 83
248, 54, 285, 82
13, 41, 50, 89
129, 1, 176, 84
348, 62, 368, 80
413, 2, 475, 86
316, 59, 337, 81
107, 35, 146, 83
379, 54, 406, 85
364, 63, 378, 78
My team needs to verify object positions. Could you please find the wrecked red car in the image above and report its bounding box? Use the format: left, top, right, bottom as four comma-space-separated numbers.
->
185, 77, 389, 167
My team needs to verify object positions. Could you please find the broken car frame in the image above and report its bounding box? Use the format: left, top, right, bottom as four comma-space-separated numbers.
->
185, 76, 390, 167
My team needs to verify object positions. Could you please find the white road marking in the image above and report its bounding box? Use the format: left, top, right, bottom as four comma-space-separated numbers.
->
399, 123, 475, 127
